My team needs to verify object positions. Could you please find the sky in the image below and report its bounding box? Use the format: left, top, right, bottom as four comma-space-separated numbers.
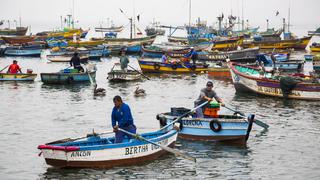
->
1, 0, 319, 37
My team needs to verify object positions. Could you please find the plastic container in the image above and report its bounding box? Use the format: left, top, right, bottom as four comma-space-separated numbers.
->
204, 101, 220, 118
26, 69, 33, 74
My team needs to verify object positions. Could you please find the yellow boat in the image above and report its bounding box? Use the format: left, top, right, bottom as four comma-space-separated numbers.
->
48, 29, 82, 39
67, 39, 104, 47
310, 43, 320, 52
0, 73, 37, 81
138, 59, 209, 73
211, 36, 244, 51
245, 36, 311, 50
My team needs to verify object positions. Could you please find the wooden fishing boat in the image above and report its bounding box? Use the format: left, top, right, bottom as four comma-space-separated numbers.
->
95, 25, 124, 32
4, 44, 43, 57
141, 45, 190, 58
244, 36, 312, 50
156, 104, 255, 144
228, 62, 320, 100
138, 59, 209, 73
0, 73, 37, 81
46, 54, 89, 62
207, 65, 231, 79
1, 36, 35, 44
211, 36, 244, 51
38, 129, 178, 168
310, 43, 320, 52
103, 35, 156, 44
40, 69, 96, 84
167, 36, 188, 44
313, 55, 320, 72
256, 54, 304, 72
197, 47, 259, 63
107, 64, 142, 82
67, 39, 104, 47
0, 27, 28, 36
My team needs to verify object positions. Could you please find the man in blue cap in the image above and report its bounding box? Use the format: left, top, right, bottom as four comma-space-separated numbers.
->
194, 81, 224, 118
111, 95, 137, 143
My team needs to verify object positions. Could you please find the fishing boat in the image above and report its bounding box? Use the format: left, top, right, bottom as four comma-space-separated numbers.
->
95, 25, 124, 32
167, 36, 188, 44
40, 67, 96, 84
1, 36, 35, 44
197, 47, 259, 63
313, 55, 320, 72
141, 45, 190, 58
67, 39, 104, 47
37, 129, 178, 168
310, 42, 320, 52
211, 36, 244, 51
0, 72, 37, 81
228, 62, 320, 100
138, 59, 209, 73
107, 63, 142, 82
256, 54, 304, 72
4, 44, 44, 57
46, 54, 89, 62
156, 103, 255, 144
0, 26, 28, 36
244, 36, 312, 50
103, 35, 156, 44
207, 63, 231, 79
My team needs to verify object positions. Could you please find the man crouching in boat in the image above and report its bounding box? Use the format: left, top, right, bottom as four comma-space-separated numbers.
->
111, 95, 137, 143
194, 81, 225, 118
70, 52, 84, 72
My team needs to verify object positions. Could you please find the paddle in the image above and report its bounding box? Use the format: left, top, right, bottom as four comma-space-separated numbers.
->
128, 64, 150, 80
85, 67, 95, 85
118, 128, 196, 162
159, 101, 209, 131
0, 65, 9, 73
223, 105, 269, 129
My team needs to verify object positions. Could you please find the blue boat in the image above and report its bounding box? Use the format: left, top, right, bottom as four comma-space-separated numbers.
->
4, 44, 44, 57
40, 68, 97, 84
37, 129, 178, 168
126, 44, 141, 53
156, 103, 255, 144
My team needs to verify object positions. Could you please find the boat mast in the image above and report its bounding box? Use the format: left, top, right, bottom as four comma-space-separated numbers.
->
188, 0, 191, 31
19, 13, 22, 27
288, 0, 291, 33
72, 0, 75, 29
241, 0, 244, 31
130, 18, 133, 39
133, 0, 136, 38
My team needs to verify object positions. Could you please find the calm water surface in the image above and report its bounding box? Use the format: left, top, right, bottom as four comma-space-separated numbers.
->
0, 51, 320, 179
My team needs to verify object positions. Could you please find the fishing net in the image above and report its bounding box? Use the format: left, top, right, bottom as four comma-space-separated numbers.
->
279, 76, 298, 98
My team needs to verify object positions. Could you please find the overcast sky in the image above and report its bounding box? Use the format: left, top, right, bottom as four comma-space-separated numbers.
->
1, 0, 319, 37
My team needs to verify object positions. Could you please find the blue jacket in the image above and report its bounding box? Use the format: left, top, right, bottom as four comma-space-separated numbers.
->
111, 103, 134, 128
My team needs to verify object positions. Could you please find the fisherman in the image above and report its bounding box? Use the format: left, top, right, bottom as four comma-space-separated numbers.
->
70, 52, 84, 72
111, 95, 137, 143
120, 51, 129, 72
161, 52, 168, 63
194, 81, 224, 118
184, 47, 197, 65
7, 60, 22, 74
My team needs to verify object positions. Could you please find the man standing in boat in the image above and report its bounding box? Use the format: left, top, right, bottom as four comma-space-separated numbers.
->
70, 52, 84, 72
184, 47, 197, 65
7, 60, 22, 74
111, 95, 137, 143
120, 51, 129, 72
194, 81, 224, 118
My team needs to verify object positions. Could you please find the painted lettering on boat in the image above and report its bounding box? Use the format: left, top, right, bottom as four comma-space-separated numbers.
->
151, 138, 169, 150
70, 151, 91, 157
125, 145, 148, 155
182, 120, 203, 127
257, 86, 301, 96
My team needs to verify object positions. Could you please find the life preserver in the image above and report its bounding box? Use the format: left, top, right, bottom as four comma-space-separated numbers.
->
209, 120, 222, 132
190, 65, 196, 71
67, 76, 74, 84
156, 114, 167, 127
154, 63, 161, 70
171, 64, 178, 70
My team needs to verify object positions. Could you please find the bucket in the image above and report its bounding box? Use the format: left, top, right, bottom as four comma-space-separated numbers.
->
27, 69, 33, 74
204, 101, 220, 117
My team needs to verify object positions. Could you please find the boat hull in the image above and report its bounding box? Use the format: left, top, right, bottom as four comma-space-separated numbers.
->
157, 114, 254, 144
4, 49, 41, 57
38, 130, 178, 168
0, 73, 37, 81
228, 62, 320, 100
107, 70, 142, 82
40, 71, 96, 84
138, 60, 209, 73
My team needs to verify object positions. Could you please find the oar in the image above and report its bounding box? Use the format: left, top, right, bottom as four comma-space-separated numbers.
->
85, 67, 95, 85
223, 105, 269, 129
159, 101, 209, 131
0, 65, 9, 73
128, 64, 150, 80
118, 128, 196, 162
46, 131, 114, 145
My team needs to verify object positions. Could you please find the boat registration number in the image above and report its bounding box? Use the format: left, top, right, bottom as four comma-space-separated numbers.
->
257, 86, 301, 96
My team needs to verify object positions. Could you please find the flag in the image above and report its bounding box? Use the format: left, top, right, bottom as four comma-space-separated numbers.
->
221, 13, 224, 19
276, 11, 279, 16
119, 8, 124, 13
137, 14, 140, 22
